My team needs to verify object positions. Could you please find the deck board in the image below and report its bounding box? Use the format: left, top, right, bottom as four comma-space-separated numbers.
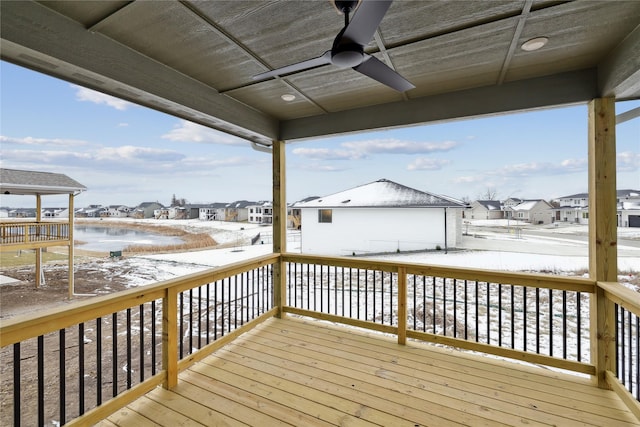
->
106, 316, 640, 427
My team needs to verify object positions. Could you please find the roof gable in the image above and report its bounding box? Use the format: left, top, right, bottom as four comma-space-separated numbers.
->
296, 179, 465, 209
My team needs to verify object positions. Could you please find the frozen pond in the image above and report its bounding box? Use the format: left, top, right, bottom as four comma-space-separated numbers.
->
74, 226, 183, 252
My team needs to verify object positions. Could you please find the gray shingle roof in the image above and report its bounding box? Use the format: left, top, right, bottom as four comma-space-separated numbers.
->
0, 168, 86, 195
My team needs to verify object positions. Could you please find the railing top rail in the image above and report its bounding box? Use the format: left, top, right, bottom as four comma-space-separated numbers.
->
0, 220, 70, 225
282, 252, 595, 293
598, 281, 640, 317
0, 253, 279, 347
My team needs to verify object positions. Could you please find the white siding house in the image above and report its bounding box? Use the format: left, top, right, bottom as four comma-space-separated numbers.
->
294, 179, 465, 256
469, 200, 503, 220
510, 200, 554, 224
199, 203, 227, 221
247, 202, 273, 224
554, 190, 640, 226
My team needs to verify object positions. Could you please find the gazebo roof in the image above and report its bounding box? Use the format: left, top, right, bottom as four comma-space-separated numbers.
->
0, 168, 86, 196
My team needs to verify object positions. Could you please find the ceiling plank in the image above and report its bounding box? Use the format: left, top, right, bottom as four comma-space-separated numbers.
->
280, 68, 598, 141
0, 0, 278, 143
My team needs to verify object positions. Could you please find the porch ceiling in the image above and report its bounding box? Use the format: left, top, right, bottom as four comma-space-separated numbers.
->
1, 1, 639, 146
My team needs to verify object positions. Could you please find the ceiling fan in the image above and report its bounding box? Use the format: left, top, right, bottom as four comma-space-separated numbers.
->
252, 0, 414, 92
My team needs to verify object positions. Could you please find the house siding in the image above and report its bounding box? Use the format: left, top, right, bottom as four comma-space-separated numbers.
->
301, 207, 461, 255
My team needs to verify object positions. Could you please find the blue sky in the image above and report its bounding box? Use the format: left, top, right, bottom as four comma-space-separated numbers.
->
1, 61, 638, 208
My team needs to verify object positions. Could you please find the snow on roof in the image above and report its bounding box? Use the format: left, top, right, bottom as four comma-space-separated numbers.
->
511, 200, 550, 211
295, 179, 465, 209
475, 200, 502, 210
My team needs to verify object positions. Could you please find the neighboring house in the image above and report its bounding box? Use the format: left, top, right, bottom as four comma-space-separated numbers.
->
105, 205, 131, 218
247, 202, 273, 225
288, 197, 320, 229
469, 200, 503, 220
132, 202, 164, 219
225, 200, 254, 222
553, 192, 589, 223
618, 189, 640, 227
510, 200, 554, 224
554, 190, 640, 226
154, 206, 179, 219
0, 209, 7, 218
502, 197, 523, 220
175, 204, 205, 219
8, 208, 35, 218
54, 208, 70, 218
199, 203, 228, 221
76, 205, 105, 218
293, 179, 466, 256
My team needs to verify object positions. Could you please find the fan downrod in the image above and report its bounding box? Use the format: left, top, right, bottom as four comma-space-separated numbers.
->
331, 0, 361, 15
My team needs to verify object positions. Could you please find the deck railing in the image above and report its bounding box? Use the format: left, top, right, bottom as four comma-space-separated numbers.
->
0, 254, 277, 427
0, 221, 70, 247
1, 253, 639, 425
282, 253, 594, 374
598, 281, 640, 416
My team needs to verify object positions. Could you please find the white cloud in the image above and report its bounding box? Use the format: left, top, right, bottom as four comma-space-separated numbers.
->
0, 135, 88, 146
618, 151, 640, 171
73, 85, 133, 110
407, 158, 451, 171
453, 175, 485, 184
342, 139, 459, 154
489, 158, 588, 177
162, 120, 246, 146
95, 146, 185, 162
291, 147, 363, 161
292, 138, 459, 161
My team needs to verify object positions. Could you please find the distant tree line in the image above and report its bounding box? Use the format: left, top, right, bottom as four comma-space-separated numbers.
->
170, 194, 187, 207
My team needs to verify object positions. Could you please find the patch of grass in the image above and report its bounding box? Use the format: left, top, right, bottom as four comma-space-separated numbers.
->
0, 250, 68, 268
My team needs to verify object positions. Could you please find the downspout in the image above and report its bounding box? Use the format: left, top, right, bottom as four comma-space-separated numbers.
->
444, 207, 448, 254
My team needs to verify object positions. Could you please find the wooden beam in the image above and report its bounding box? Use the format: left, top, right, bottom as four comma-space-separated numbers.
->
598, 24, 640, 99
272, 140, 287, 317
588, 97, 617, 389
280, 69, 598, 141
0, 1, 278, 144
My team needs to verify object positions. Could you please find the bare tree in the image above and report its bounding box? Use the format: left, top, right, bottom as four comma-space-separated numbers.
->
478, 188, 498, 200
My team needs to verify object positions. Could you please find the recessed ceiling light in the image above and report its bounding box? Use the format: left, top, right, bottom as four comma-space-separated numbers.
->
281, 94, 296, 102
521, 37, 548, 52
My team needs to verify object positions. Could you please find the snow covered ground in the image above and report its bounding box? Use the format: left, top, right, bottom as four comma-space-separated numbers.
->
76, 217, 638, 286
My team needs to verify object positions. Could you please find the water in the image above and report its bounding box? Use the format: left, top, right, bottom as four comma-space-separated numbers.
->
74, 226, 183, 252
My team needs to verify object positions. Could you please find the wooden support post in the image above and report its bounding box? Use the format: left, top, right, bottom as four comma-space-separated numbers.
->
163, 288, 178, 389
272, 140, 287, 318
588, 97, 617, 389
68, 194, 75, 298
397, 267, 407, 345
35, 195, 42, 289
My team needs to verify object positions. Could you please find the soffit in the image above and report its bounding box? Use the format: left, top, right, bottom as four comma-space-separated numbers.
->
1, 0, 639, 145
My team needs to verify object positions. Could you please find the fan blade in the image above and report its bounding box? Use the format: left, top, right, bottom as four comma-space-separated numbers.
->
353, 55, 414, 92
253, 51, 332, 80
342, 0, 392, 45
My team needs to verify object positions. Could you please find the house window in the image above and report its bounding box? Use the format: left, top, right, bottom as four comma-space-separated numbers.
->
582, 212, 589, 219
318, 209, 332, 223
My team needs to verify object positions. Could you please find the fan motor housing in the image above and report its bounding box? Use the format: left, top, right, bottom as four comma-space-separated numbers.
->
332, 43, 364, 68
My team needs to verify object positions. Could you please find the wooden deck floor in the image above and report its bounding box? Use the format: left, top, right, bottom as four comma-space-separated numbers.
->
98, 316, 640, 427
